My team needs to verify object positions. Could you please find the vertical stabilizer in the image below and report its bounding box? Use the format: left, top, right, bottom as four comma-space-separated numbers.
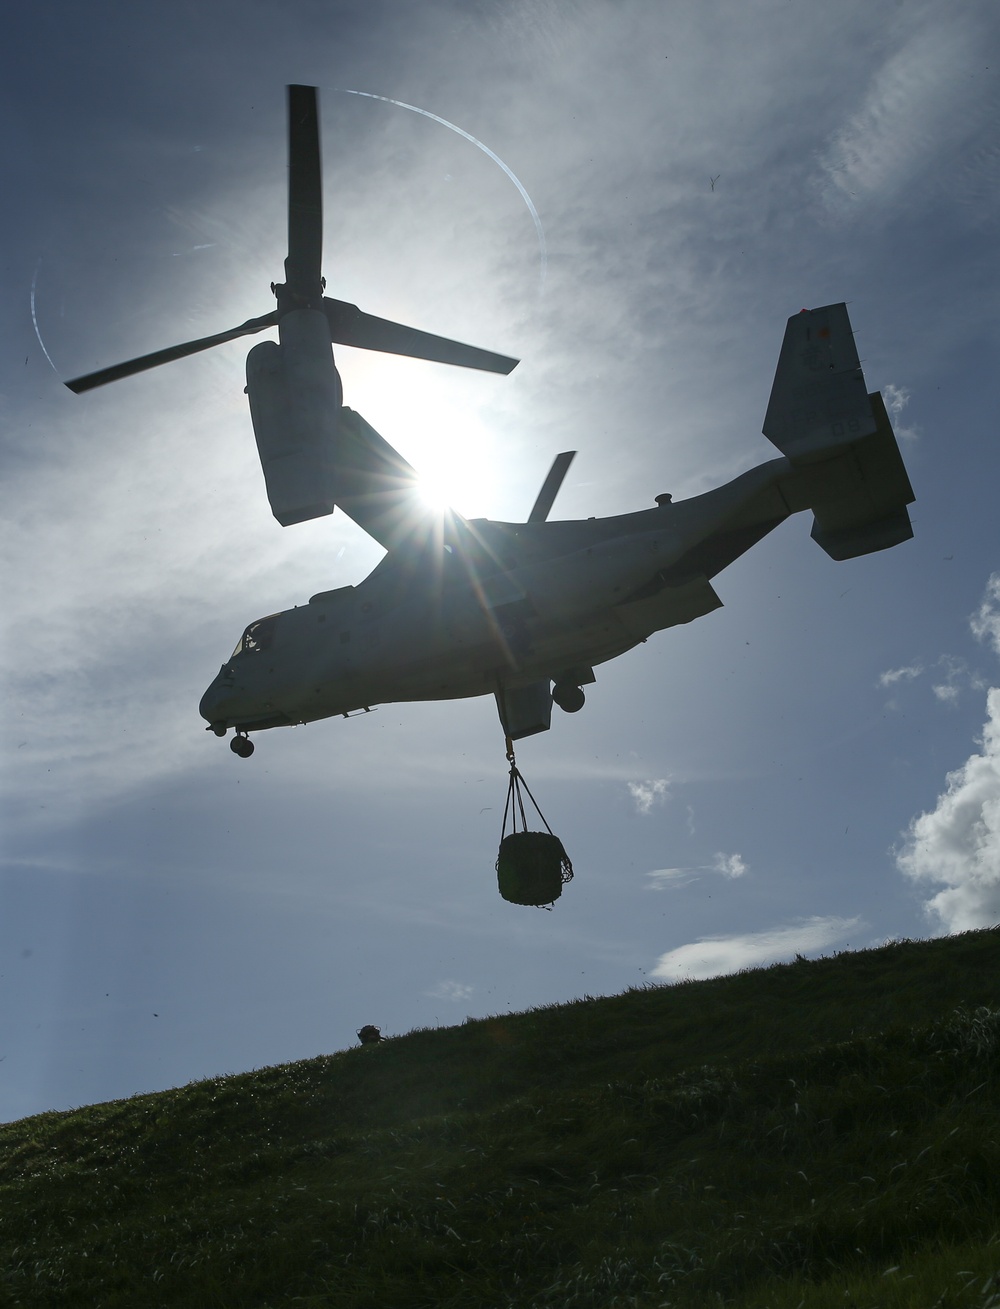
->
762, 304, 877, 462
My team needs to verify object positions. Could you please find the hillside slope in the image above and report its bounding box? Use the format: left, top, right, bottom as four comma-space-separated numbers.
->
1, 930, 999, 1307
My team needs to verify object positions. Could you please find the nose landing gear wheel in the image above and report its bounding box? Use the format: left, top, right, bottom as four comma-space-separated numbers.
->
552, 682, 585, 713
230, 735, 255, 758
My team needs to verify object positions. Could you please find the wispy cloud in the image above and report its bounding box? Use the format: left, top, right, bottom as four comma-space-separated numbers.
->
932, 683, 960, 706
651, 916, 862, 981
813, 20, 982, 221
882, 383, 919, 443
878, 656, 984, 705
425, 980, 474, 1003
646, 867, 698, 890
879, 663, 923, 688
628, 779, 670, 815
712, 852, 747, 879
971, 573, 1000, 657
646, 851, 747, 890
932, 655, 985, 707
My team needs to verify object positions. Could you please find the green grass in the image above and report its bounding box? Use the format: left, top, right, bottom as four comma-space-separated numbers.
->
1, 929, 998, 1307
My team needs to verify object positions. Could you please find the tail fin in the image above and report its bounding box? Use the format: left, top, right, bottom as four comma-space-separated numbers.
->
764, 304, 915, 561
763, 304, 877, 462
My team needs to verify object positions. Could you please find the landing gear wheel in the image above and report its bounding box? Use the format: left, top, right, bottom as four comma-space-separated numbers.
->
552, 682, 585, 713
230, 735, 255, 758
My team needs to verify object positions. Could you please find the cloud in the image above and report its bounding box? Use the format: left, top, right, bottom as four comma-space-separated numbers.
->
425, 980, 474, 1003
895, 574, 1000, 930
878, 656, 983, 705
932, 683, 960, 706
971, 573, 1000, 657
882, 383, 919, 443
712, 852, 747, 879
896, 687, 1000, 933
931, 655, 985, 706
628, 779, 670, 815
646, 851, 747, 890
813, 20, 983, 220
879, 664, 924, 688
646, 868, 698, 890
650, 917, 863, 982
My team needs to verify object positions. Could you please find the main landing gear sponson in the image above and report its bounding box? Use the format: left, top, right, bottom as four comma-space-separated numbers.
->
552, 682, 586, 713
230, 734, 255, 758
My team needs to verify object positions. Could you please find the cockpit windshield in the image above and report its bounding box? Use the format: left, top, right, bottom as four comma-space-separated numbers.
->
231, 614, 280, 659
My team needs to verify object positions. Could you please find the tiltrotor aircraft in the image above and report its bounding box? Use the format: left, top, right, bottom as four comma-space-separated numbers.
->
67, 87, 915, 759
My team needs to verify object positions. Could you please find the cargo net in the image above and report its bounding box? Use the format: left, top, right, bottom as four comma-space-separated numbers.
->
496, 739, 573, 909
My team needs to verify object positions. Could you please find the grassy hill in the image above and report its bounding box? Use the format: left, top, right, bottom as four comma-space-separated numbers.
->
1, 929, 999, 1308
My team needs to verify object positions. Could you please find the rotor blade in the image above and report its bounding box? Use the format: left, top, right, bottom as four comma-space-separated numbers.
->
285, 84, 323, 297
527, 450, 576, 523
322, 298, 518, 374
64, 310, 280, 393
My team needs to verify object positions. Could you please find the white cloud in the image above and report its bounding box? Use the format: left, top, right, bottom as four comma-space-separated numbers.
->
628, 779, 670, 815
651, 917, 862, 982
882, 382, 909, 417
646, 868, 698, 890
883, 383, 919, 443
712, 852, 747, 879
646, 851, 747, 890
971, 573, 1000, 657
932, 683, 960, 705
931, 655, 985, 706
425, 980, 474, 1002
879, 664, 924, 688
878, 656, 985, 704
896, 687, 1000, 933
813, 20, 982, 220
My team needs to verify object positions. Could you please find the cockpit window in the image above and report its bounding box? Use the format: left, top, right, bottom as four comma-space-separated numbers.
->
231, 614, 280, 658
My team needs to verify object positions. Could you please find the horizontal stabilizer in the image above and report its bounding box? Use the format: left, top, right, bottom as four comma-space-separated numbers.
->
809, 391, 915, 560
763, 304, 877, 462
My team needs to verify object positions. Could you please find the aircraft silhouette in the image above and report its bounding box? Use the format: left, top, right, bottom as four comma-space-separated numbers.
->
64, 88, 914, 757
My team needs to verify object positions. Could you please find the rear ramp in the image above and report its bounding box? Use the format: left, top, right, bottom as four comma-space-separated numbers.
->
496, 681, 552, 741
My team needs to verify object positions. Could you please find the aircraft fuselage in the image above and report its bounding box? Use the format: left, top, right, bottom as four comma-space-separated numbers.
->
199, 454, 807, 736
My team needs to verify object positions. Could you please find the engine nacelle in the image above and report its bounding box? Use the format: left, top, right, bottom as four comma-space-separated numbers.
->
246, 309, 343, 526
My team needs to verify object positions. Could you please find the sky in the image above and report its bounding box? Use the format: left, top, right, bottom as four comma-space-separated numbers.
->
2, 0, 998, 1124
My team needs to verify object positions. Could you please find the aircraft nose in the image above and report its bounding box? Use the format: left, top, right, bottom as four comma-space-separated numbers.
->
199, 670, 232, 725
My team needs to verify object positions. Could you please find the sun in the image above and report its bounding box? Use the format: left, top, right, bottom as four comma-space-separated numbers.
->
413, 437, 496, 514
344, 358, 503, 518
